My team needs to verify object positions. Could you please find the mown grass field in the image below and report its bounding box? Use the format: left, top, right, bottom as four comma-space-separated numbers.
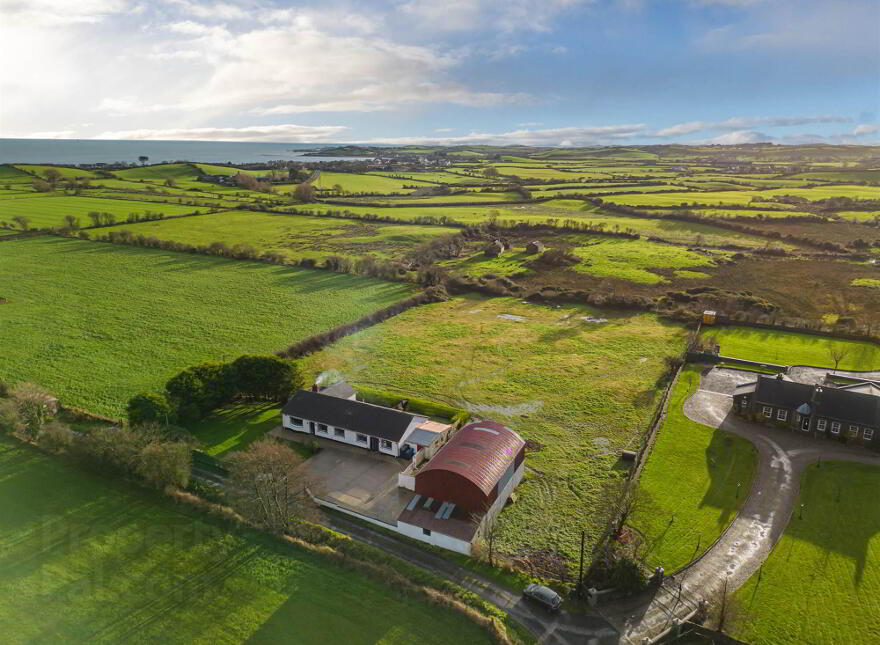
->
0, 195, 209, 229
630, 367, 757, 570
702, 326, 880, 370
313, 171, 432, 193
0, 437, 491, 645
304, 295, 689, 564
14, 164, 101, 179
0, 237, 415, 417
731, 462, 880, 645
97, 210, 459, 262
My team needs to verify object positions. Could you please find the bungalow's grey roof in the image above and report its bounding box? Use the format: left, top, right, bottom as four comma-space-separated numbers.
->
282, 389, 418, 441
320, 381, 356, 400
752, 376, 880, 427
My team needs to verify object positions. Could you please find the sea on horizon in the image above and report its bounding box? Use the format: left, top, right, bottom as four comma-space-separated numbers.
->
0, 138, 373, 165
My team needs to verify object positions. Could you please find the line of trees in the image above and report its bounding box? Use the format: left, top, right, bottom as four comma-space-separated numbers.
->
127, 354, 304, 426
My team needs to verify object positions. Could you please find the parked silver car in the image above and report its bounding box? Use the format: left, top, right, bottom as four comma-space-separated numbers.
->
523, 583, 562, 612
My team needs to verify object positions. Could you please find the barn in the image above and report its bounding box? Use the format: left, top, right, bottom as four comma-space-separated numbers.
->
396, 420, 526, 554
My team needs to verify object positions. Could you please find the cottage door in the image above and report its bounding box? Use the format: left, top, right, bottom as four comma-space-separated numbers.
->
369, 437, 379, 451
309, 422, 315, 434
801, 415, 810, 431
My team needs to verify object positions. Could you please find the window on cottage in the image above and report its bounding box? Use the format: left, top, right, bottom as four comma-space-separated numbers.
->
356, 433, 368, 443
763, 406, 772, 418
381, 439, 393, 450
422, 528, 432, 536
776, 409, 788, 421
290, 417, 304, 426
334, 428, 345, 438
849, 425, 859, 437
316, 424, 327, 434
831, 422, 841, 435
865, 428, 875, 441
816, 419, 827, 431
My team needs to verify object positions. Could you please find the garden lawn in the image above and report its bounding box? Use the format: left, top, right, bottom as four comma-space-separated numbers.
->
189, 402, 284, 456
630, 366, 757, 570
304, 295, 689, 564
703, 326, 880, 370
732, 462, 880, 645
0, 195, 209, 229
0, 237, 415, 417
97, 210, 460, 262
0, 437, 491, 645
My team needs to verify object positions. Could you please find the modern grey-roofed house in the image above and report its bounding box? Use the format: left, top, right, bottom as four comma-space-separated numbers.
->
733, 374, 879, 449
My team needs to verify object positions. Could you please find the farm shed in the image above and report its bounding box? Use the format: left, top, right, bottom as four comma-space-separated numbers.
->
396, 420, 526, 554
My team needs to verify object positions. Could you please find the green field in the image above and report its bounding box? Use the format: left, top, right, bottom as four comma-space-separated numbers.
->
703, 326, 880, 370
0, 237, 414, 417
0, 437, 491, 645
97, 210, 460, 262
732, 462, 880, 645
852, 278, 880, 289
570, 238, 719, 284
630, 367, 758, 570
313, 171, 432, 193
14, 164, 101, 180
0, 164, 36, 186
0, 195, 209, 229
113, 163, 201, 182
304, 295, 689, 563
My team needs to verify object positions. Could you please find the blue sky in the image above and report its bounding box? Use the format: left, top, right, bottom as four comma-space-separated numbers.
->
1, 0, 878, 145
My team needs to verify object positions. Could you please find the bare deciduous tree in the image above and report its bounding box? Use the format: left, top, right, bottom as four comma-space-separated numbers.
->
228, 438, 314, 533
829, 343, 849, 372
293, 182, 316, 203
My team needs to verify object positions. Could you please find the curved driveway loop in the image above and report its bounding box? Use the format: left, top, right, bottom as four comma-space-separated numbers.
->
603, 367, 880, 644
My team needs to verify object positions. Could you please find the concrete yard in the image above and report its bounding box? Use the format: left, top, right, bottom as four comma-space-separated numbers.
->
273, 427, 412, 524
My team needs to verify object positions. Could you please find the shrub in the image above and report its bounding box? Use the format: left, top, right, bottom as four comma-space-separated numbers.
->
230, 355, 304, 401
127, 392, 176, 426
136, 441, 192, 490
0, 399, 24, 435
39, 420, 75, 453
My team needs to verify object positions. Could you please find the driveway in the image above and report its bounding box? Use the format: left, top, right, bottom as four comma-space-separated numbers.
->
787, 365, 880, 385
605, 365, 880, 643
275, 429, 412, 525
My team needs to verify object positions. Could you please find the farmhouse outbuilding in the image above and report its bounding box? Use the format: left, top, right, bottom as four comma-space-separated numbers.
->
396, 420, 526, 554
733, 374, 879, 449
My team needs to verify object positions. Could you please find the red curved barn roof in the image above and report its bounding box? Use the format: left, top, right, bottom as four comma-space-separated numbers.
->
419, 420, 525, 496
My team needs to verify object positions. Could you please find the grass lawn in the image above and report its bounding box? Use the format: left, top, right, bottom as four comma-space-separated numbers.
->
703, 326, 880, 370
630, 366, 758, 570
0, 437, 491, 645
97, 210, 460, 262
304, 295, 689, 565
0, 195, 208, 229
731, 462, 880, 645
189, 402, 283, 456
0, 237, 415, 417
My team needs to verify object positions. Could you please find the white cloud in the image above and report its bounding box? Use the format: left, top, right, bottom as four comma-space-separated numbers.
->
398, 0, 587, 33
854, 124, 879, 136
708, 130, 769, 144
92, 123, 349, 142
22, 130, 78, 139
0, 0, 126, 27
360, 123, 647, 146
654, 115, 853, 137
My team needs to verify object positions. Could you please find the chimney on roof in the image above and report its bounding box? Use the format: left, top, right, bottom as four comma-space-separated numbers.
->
812, 385, 823, 404
776, 373, 784, 381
